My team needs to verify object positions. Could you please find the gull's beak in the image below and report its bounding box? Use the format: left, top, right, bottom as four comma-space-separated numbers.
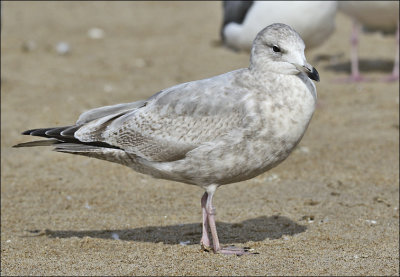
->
294, 62, 320, 82
302, 63, 320, 82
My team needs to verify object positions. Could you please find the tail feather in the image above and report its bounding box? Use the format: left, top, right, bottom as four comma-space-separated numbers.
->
54, 143, 105, 152
13, 139, 59, 148
53, 143, 128, 167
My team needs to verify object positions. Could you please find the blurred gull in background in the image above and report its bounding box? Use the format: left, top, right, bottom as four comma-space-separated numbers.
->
338, 1, 399, 82
221, 1, 337, 51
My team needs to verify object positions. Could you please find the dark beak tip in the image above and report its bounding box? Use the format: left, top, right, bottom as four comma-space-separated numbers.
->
309, 67, 320, 82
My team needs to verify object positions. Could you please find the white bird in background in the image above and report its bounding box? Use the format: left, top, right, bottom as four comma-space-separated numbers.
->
14, 24, 319, 255
221, 1, 337, 51
338, 1, 399, 82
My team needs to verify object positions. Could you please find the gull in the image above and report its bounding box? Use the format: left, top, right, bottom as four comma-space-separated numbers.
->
221, 1, 337, 51
338, 1, 399, 82
14, 23, 320, 255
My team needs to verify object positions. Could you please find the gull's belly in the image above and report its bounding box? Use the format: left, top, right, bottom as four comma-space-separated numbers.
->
226, 105, 315, 184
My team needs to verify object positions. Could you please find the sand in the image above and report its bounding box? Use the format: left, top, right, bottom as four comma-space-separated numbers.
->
1, 2, 399, 276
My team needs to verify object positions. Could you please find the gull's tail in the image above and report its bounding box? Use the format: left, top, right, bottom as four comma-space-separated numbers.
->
13, 139, 59, 148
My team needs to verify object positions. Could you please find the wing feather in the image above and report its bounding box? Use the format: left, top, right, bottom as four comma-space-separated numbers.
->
76, 101, 146, 125
74, 69, 254, 162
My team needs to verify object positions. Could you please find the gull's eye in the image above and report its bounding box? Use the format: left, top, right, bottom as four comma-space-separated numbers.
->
272, 45, 281, 53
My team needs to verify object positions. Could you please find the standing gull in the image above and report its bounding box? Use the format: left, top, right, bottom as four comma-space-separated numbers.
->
338, 1, 399, 82
14, 23, 320, 255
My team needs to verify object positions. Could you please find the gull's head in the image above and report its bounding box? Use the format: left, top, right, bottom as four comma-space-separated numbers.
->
249, 23, 319, 82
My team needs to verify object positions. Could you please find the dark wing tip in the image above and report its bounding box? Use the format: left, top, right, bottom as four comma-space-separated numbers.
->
21, 126, 74, 138
22, 129, 34, 135
17, 125, 120, 150
22, 128, 56, 136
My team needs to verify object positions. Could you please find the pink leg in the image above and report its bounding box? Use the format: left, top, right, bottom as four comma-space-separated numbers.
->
204, 190, 221, 252
350, 21, 363, 81
204, 187, 255, 255
336, 20, 367, 82
348, 20, 366, 82
382, 21, 399, 82
200, 192, 211, 251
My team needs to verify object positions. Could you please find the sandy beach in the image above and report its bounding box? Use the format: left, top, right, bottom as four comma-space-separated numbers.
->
1, 2, 399, 276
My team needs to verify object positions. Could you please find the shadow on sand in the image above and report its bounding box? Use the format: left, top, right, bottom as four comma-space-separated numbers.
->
324, 58, 394, 74
26, 215, 307, 245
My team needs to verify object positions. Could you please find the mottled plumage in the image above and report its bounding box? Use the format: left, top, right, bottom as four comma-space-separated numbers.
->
14, 23, 319, 255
